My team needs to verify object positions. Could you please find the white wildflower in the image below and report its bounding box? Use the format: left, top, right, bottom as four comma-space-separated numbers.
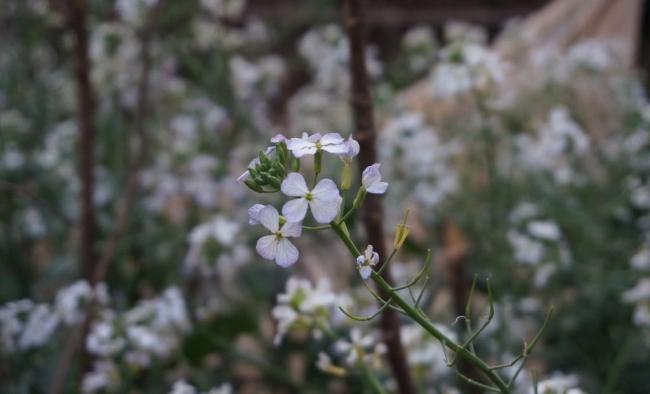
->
254, 205, 302, 267
286, 132, 349, 158
361, 163, 388, 194
356, 245, 379, 280
281, 172, 341, 223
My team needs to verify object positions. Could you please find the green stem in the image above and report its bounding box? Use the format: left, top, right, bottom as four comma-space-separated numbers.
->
331, 222, 510, 393
357, 357, 387, 394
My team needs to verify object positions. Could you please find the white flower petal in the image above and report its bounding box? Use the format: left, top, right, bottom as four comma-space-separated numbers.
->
259, 205, 280, 232
286, 138, 316, 157
359, 266, 372, 280
356, 255, 365, 265
281, 221, 303, 238
341, 136, 360, 158
309, 198, 340, 224
362, 163, 382, 188
311, 178, 340, 201
282, 198, 309, 222
281, 173, 310, 197
322, 144, 349, 155
293, 145, 318, 158
275, 238, 299, 267
308, 133, 322, 142
286, 138, 313, 151
256, 235, 278, 260
366, 181, 388, 194
320, 133, 344, 145
248, 204, 265, 225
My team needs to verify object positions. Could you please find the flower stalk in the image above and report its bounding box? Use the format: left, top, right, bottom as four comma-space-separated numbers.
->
330, 221, 511, 393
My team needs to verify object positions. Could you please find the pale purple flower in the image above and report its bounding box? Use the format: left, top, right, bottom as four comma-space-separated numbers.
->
361, 163, 388, 194
356, 245, 379, 280
286, 132, 348, 158
281, 172, 341, 223
255, 205, 302, 267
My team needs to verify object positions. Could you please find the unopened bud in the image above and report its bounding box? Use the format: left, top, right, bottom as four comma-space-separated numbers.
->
244, 179, 263, 193
259, 151, 271, 167
393, 209, 410, 250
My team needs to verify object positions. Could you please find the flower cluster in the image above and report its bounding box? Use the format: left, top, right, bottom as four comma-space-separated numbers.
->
243, 131, 387, 275
0, 280, 108, 353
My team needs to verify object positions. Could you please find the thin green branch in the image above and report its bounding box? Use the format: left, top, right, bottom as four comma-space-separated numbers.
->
389, 249, 431, 291
456, 371, 501, 392
507, 306, 554, 388
338, 298, 392, 322
376, 248, 397, 275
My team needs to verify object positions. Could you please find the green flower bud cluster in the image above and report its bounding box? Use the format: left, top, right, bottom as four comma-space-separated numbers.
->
244, 142, 297, 193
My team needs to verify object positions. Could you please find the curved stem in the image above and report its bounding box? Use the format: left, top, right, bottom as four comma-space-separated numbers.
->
331, 222, 511, 393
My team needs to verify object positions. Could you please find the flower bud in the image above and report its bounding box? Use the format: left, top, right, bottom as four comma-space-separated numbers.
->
244, 179, 264, 193
259, 151, 271, 167
393, 209, 410, 250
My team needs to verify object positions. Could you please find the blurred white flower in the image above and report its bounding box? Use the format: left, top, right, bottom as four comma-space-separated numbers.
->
531, 373, 583, 394
527, 220, 561, 241
272, 276, 339, 345
19, 304, 59, 350
82, 360, 119, 393
281, 173, 341, 223
254, 205, 302, 267
168, 380, 232, 394
334, 328, 386, 368
631, 244, 650, 270
0, 299, 34, 352
86, 318, 125, 357
401, 323, 457, 376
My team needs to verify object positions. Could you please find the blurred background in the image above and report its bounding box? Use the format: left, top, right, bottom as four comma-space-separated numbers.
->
2, 0, 650, 393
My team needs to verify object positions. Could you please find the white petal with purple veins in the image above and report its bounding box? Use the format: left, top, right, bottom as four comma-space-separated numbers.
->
281, 221, 303, 238
282, 198, 309, 222
281, 173, 310, 196
259, 206, 280, 232
256, 235, 278, 260
309, 198, 340, 223
275, 238, 299, 267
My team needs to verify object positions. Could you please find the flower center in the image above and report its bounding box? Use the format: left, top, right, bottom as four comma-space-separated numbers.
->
274, 231, 283, 240
305, 192, 313, 201
315, 141, 322, 150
